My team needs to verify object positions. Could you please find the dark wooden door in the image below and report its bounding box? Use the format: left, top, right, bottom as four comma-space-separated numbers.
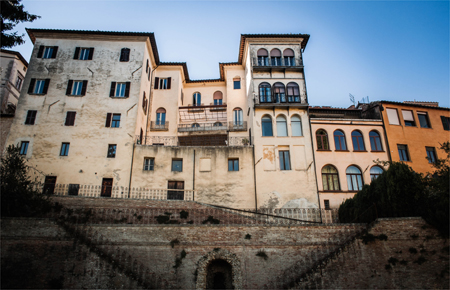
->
167, 181, 184, 200
101, 178, 113, 197
43, 176, 57, 195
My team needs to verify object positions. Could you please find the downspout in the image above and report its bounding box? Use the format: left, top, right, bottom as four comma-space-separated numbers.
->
146, 65, 159, 136
308, 107, 323, 223
252, 141, 258, 212
193, 149, 196, 201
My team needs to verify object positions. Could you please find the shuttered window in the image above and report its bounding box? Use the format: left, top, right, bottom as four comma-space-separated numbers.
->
386, 108, 400, 125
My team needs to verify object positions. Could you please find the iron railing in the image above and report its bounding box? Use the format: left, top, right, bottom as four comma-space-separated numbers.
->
178, 122, 227, 132
255, 95, 307, 105
136, 135, 252, 146
252, 57, 304, 68
150, 121, 169, 131
228, 121, 247, 131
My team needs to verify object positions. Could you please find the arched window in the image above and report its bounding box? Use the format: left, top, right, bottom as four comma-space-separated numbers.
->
291, 115, 302, 136
262, 116, 273, 136
233, 108, 243, 126
213, 91, 223, 105
156, 108, 166, 125
259, 82, 272, 103
351, 131, 365, 151
273, 82, 286, 103
257, 49, 269, 66
346, 166, 363, 191
370, 166, 383, 180
334, 130, 347, 151
316, 129, 329, 150
193, 92, 201, 106
192, 123, 200, 128
369, 131, 383, 151
322, 165, 340, 191
276, 115, 288, 136
286, 82, 300, 102
214, 122, 223, 127
270, 49, 281, 66
283, 48, 295, 66
120, 48, 130, 62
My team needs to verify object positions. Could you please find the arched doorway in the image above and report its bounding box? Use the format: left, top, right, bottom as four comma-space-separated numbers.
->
206, 259, 233, 289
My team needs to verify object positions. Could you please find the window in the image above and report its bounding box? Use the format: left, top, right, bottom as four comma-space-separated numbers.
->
66, 80, 87, 96
214, 122, 223, 127
351, 131, 365, 151
101, 178, 113, 197
402, 110, 416, 126
346, 166, 363, 191
273, 82, 286, 103
386, 108, 400, 125
25, 110, 37, 125
43, 176, 57, 195
60, 143, 70, 156
15, 74, 23, 90
322, 165, 340, 191
37, 46, 58, 59
228, 159, 239, 171
233, 78, 241, 89
154, 77, 171, 89
270, 49, 282, 66
172, 159, 183, 172
142, 92, 148, 114
370, 166, 383, 180
316, 129, 329, 150
109, 82, 130, 98
156, 108, 166, 125
283, 49, 295, 66
193, 92, 201, 106
168, 181, 184, 200
120, 48, 130, 62
262, 116, 273, 136
333, 130, 347, 150
369, 131, 383, 151
259, 82, 272, 103
286, 82, 300, 102
324, 200, 330, 210
276, 115, 288, 136
291, 115, 302, 136
426, 147, 437, 164
279, 150, 291, 170
105, 113, 121, 128
213, 91, 223, 105
28, 79, 50, 95
417, 112, 431, 128
398, 144, 410, 161
233, 108, 243, 126
73, 47, 94, 60
19, 141, 29, 155
192, 123, 200, 128
257, 48, 269, 66
107, 144, 117, 158
68, 184, 80, 196
441, 116, 450, 130
144, 158, 154, 171
65, 111, 76, 126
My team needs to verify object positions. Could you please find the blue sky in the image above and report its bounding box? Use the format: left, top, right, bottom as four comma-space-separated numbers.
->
12, 0, 450, 107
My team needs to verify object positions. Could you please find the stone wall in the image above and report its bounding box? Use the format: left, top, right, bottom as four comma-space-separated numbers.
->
0, 114, 14, 152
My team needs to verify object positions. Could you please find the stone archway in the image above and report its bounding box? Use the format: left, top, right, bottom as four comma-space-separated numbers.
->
196, 248, 242, 290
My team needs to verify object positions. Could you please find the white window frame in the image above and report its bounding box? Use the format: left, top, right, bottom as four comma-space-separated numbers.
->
144, 158, 154, 171
115, 83, 126, 97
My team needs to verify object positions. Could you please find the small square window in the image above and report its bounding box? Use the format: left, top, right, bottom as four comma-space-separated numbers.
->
398, 144, 410, 161
60, 142, 70, 156
107, 144, 117, 158
426, 147, 437, 164
68, 184, 80, 196
172, 159, 183, 172
417, 112, 431, 128
144, 158, 154, 171
25, 110, 37, 125
228, 159, 239, 171
324, 200, 330, 210
19, 141, 29, 155
233, 78, 241, 89
65, 111, 76, 126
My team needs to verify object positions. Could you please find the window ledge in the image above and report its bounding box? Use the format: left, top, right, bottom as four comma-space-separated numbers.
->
109, 96, 129, 99
371, 150, 385, 153
67, 95, 84, 97
419, 127, 433, 129
317, 149, 331, 151
353, 150, 368, 152
28, 93, 46, 96
335, 150, 350, 152
150, 128, 169, 131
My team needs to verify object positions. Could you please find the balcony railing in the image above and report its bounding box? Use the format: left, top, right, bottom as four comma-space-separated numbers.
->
252, 57, 304, 68
150, 121, 169, 131
228, 121, 247, 132
178, 122, 227, 132
136, 135, 253, 147
255, 95, 307, 106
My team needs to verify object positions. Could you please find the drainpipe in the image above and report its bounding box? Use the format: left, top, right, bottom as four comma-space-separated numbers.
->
193, 149, 196, 201
146, 65, 159, 137
308, 106, 323, 223
252, 143, 258, 212
128, 142, 136, 198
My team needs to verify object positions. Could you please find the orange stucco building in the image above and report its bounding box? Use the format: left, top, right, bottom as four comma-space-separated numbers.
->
372, 101, 450, 174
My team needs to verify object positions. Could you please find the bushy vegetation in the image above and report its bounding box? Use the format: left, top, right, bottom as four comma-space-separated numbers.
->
339, 142, 449, 236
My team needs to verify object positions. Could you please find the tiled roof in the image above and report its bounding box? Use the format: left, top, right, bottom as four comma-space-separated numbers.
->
0, 49, 28, 67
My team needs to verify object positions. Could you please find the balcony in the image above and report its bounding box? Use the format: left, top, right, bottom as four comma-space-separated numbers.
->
150, 121, 169, 131
178, 122, 227, 133
136, 135, 253, 147
179, 104, 227, 123
255, 95, 307, 108
252, 57, 304, 71
228, 121, 247, 132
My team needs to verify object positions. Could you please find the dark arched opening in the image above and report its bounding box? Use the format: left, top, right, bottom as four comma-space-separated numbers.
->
206, 259, 234, 289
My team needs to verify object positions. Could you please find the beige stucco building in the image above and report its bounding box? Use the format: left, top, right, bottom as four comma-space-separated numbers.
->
6, 29, 319, 210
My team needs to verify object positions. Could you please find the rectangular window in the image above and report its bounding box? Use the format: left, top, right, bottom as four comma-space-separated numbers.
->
73, 47, 94, 60
172, 159, 183, 172
417, 112, 431, 128
233, 78, 241, 89
66, 80, 87, 96
228, 159, 239, 171
398, 144, 410, 161
167, 181, 184, 200
402, 110, 416, 126
426, 147, 437, 164
25, 110, 37, 125
386, 108, 400, 125
154, 77, 171, 90
37, 46, 58, 59
28, 79, 50, 95
105, 113, 121, 128
324, 200, 330, 210
72, 81, 83, 95
107, 144, 117, 158
68, 184, 80, 196
15, 74, 23, 89
279, 150, 291, 170
143, 158, 154, 171
19, 141, 29, 155
60, 142, 70, 156
65, 111, 76, 126
109, 82, 130, 98
441, 116, 450, 131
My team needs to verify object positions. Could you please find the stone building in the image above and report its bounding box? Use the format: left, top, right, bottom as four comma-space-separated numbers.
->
6, 29, 319, 210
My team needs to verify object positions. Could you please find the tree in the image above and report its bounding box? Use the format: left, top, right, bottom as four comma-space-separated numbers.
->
1, 144, 52, 217
1, 0, 40, 48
